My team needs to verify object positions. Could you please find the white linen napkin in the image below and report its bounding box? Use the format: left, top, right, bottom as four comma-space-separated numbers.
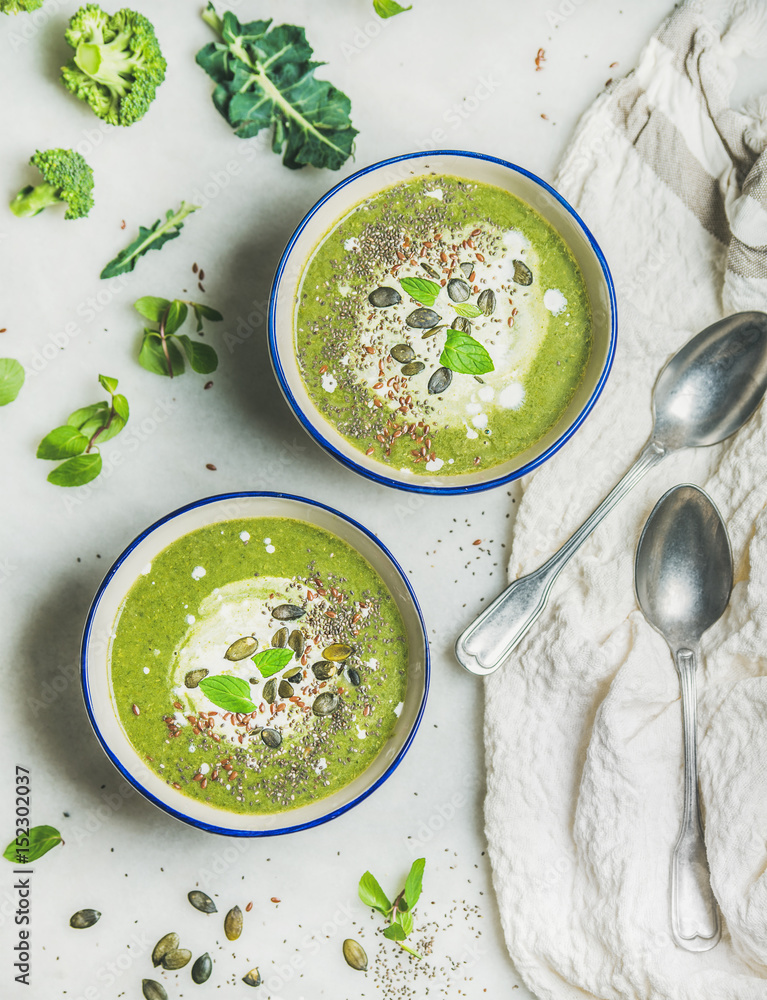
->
484, 3, 767, 998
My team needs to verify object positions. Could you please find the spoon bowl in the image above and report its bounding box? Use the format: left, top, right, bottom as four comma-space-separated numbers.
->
635, 483, 733, 953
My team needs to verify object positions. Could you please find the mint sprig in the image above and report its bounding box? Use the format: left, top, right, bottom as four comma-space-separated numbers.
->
135, 296, 222, 379
37, 375, 129, 487
400, 276, 440, 307
198, 675, 256, 713
0, 358, 24, 405
439, 331, 494, 376
252, 648, 294, 678
358, 859, 425, 959
373, 0, 412, 16
4, 826, 63, 864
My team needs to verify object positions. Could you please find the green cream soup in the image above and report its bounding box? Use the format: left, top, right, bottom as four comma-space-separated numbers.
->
109, 518, 409, 815
295, 174, 592, 476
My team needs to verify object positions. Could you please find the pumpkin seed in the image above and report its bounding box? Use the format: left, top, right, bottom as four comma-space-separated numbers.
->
391, 343, 415, 364
459, 261, 473, 280
224, 636, 258, 661
69, 909, 100, 929
447, 278, 470, 302
406, 307, 440, 328
368, 287, 401, 308
188, 890, 217, 914
142, 980, 168, 1000
261, 728, 282, 749
191, 952, 212, 985
278, 680, 294, 699
477, 288, 496, 316
451, 316, 471, 333
272, 604, 305, 621
348, 667, 362, 687
343, 938, 368, 972
224, 905, 243, 941
512, 259, 533, 285
152, 932, 179, 967
323, 643, 354, 661
285, 669, 303, 684
428, 367, 452, 395
313, 692, 340, 717
401, 361, 425, 376
312, 660, 338, 680
162, 948, 192, 970
288, 629, 305, 657
263, 679, 278, 704
271, 627, 289, 648
242, 968, 262, 987
184, 668, 209, 689
421, 324, 446, 339
421, 262, 440, 279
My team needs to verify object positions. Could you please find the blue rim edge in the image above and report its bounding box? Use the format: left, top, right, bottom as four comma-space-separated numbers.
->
80, 492, 431, 838
268, 148, 618, 496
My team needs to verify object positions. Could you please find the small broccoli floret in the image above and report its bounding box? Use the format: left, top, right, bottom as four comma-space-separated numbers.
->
10, 149, 95, 221
60, 4, 166, 126
1, 0, 45, 14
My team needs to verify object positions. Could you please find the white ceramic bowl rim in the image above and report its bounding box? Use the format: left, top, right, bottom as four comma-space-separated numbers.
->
268, 148, 618, 495
80, 492, 430, 837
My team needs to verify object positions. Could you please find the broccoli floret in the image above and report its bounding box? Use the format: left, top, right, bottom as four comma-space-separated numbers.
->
1, 0, 45, 14
10, 149, 95, 220
60, 4, 166, 126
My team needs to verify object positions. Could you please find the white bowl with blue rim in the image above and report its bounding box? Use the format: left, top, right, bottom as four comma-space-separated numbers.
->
81, 492, 430, 837
269, 149, 617, 495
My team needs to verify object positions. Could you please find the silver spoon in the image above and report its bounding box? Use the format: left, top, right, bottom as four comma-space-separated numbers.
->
635, 483, 732, 952
455, 311, 767, 676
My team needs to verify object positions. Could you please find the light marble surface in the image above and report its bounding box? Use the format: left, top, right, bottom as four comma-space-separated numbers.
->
1, 2, 759, 997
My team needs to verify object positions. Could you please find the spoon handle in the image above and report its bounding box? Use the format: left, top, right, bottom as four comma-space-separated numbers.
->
455, 440, 667, 676
671, 648, 721, 951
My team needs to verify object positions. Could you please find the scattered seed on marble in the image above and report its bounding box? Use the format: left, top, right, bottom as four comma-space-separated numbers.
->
162, 948, 192, 970
225, 905, 243, 941
152, 932, 179, 967
142, 981, 168, 1000
188, 890, 217, 914
343, 938, 368, 972
242, 968, 262, 987
191, 952, 212, 985
69, 909, 100, 929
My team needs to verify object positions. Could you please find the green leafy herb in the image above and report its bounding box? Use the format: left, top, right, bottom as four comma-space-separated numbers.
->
358, 859, 425, 959
373, 0, 412, 16
37, 375, 129, 487
251, 647, 294, 678
135, 296, 222, 379
451, 302, 482, 318
196, 5, 357, 170
0, 358, 25, 405
198, 675, 256, 713
439, 331, 494, 375
4, 825, 63, 864
101, 203, 199, 279
400, 276, 440, 307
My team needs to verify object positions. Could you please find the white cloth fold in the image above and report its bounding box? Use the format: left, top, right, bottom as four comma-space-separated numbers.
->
484, 3, 767, 998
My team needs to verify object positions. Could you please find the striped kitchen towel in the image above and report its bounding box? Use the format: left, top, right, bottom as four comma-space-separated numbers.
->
484, 2, 767, 999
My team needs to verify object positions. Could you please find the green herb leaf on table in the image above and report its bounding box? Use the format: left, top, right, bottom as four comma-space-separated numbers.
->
3, 825, 63, 865
373, 0, 412, 16
198, 675, 256, 713
400, 276, 440, 307
404, 856, 425, 910
451, 302, 483, 318
0, 358, 25, 405
136, 298, 221, 379
37, 375, 128, 487
139, 331, 185, 377
101, 203, 199, 279
176, 335, 219, 375
251, 647, 294, 678
134, 296, 171, 322
164, 300, 188, 336
196, 5, 357, 171
383, 922, 407, 941
358, 871, 391, 915
439, 331, 495, 375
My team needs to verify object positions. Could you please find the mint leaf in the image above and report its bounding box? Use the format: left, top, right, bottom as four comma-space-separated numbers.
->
400, 276, 440, 307
36, 426, 89, 460
359, 872, 391, 915
112, 394, 130, 423
374, 0, 412, 15
452, 302, 482, 318
164, 301, 188, 336
393, 908, 414, 935
177, 335, 219, 375
193, 304, 223, 322
0, 358, 24, 405
47, 453, 102, 487
4, 825, 63, 864
439, 331, 494, 375
198, 675, 256, 713
196, 11, 357, 170
98, 374, 119, 395
404, 858, 425, 910
101, 203, 199, 279
92, 413, 126, 444
251, 648, 294, 678
383, 923, 406, 941
139, 332, 185, 377
68, 402, 108, 429
134, 297, 171, 322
